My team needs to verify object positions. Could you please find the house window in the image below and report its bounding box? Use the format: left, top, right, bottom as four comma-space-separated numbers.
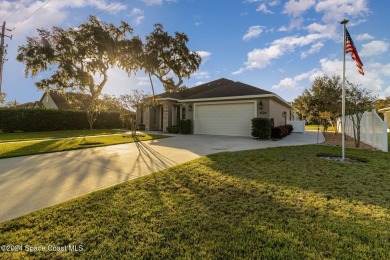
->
181, 107, 186, 120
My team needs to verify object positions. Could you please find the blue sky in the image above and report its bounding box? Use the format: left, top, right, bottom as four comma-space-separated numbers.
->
0, 0, 389, 104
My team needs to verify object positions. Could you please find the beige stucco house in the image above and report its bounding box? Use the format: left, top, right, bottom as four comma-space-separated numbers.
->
137, 78, 295, 137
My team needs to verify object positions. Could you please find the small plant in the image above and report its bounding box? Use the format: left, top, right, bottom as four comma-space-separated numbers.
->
272, 124, 293, 139
166, 126, 180, 134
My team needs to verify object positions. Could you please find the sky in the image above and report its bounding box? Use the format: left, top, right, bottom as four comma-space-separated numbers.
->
0, 0, 389, 104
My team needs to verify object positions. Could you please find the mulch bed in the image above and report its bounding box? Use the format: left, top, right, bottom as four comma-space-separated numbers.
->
320, 131, 378, 150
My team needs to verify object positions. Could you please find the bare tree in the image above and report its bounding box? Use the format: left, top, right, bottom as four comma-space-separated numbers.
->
345, 81, 376, 147
120, 89, 150, 137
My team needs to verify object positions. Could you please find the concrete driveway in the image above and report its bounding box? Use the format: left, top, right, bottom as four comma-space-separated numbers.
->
0, 131, 323, 223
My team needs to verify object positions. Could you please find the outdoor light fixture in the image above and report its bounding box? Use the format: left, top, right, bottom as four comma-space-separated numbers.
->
188, 105, 193, 112
258, 100, 263, 110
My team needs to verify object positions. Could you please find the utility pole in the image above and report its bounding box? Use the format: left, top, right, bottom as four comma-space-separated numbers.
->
0, 21, 12, 94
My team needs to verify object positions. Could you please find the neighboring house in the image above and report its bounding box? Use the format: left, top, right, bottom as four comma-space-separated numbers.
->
378, 107, 390, 129
137, 78, 295, 137
17, 91, 85, 109
17, 91, 121, 111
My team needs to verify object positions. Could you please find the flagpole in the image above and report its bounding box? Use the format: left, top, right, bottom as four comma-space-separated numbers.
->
341, 19, 348, 161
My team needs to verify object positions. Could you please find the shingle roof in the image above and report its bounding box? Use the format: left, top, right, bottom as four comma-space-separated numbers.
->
156, 78, 273, 100
40, 91, 91, 109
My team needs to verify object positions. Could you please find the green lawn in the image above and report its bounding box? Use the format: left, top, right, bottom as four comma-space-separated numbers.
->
1, 145, 389, 259
305, 124, 335, 132
0, 133, 168, 159
0, 129, 128, 143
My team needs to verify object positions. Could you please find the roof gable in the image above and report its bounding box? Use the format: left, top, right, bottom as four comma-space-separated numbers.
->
156, 78, 273, 100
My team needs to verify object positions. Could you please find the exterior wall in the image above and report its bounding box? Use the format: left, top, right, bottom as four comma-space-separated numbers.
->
41, 93, 58, 109
268, 98, 293, 127
256, 98, 270, 119
162, 101, 176, 131
144, 107, 151, 131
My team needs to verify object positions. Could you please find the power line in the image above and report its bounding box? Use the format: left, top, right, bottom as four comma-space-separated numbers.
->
15, 0, 54, 29
0, 0, 23, 21
5, 0, 25, 23
94, 0, 125, 16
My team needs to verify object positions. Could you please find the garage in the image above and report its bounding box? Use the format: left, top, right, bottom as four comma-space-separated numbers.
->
194, 101, 256, 136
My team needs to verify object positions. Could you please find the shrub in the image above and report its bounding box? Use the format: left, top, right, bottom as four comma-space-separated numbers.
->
179, 119, 191, 134
0, 108, 124, 132
138, 124, 145, 131
167, 126, 180, 134
251, 118, 272, 139
271, 124, 293, 139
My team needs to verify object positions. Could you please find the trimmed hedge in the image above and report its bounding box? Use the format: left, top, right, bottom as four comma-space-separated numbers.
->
166, 126, 180, 134
179, 119, 191, 134
0, 108, 124, 132
251, 118, 272, 139
271, 124, 294, 139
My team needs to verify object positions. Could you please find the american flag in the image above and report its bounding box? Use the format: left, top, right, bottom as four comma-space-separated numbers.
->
345, 29, 364, 75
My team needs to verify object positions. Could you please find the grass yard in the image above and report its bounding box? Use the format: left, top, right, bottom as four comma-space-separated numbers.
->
0, 129, 129, 143
305, 124, 335, 132
0, 133, 168, 159
1, 145, 389, 259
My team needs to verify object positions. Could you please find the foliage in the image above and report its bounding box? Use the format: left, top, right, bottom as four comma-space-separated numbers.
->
1, 146, 390, 259
345, 81, 375, 147
293, 75, 342, 132
0, 133, 168, 159
120, 89, 150, 135
142, 24, 201, 93
179, 119, 191, 134
166, 126, 180, 134
0, 92, 5, 104
0, 108, 123, 132
251, 118, 271, 139
272, 124, 293, 139
16, 16, 142, 130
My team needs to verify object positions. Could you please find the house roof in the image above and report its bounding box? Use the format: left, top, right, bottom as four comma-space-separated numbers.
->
40, 91, 91, 110
156, 78, 273, 101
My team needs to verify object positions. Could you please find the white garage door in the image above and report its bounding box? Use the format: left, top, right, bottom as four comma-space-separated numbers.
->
194, 102, 255, 136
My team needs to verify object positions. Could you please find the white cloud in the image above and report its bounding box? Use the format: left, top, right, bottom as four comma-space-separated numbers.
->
7, 0, 127, 39
130, 7, 143, 16
272, 69, 318, 90
274, 58, 390, 97
315, 0, 369, 23
356, 33, 374, 41
257, 3, 273, 14
139, 0, 163, 6
243, 25, 264, 41
234, 33, 326, 74
192, 71, 210, 80
301, 42, 324, 58
283, 0, 316, 17
197, 51, 212, 62
129, 8, 145, 25
360, 40, 389, 57
278, 26, 288, 32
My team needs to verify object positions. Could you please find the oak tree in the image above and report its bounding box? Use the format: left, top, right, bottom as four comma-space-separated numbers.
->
141, 24, 201, 95
17, 16, 142, 129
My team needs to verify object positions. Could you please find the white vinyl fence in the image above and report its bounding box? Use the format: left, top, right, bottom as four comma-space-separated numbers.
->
287, 120, 305, 133
337, 109, 388, 152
